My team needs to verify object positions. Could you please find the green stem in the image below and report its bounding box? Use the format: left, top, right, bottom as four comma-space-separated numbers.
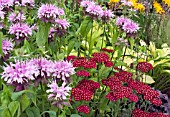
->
89, 20, 93, 56
101, 23, 106, 49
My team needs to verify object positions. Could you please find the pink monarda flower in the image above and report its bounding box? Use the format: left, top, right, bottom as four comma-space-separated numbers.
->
21, 0, 34, 7
47, 81, 71, 100
56, 19, 70, 29
8, 12, 26, 23
80, 0, 95, 8
2, 39, 13, 56
38, 4, 64, 23
121, 0, 133, 6
29, 58, 54, 77
9, 23, 32, 40
0, 0, 13, 8
101, 9, 114, 22
1, 60, 39, 84
116, 17, 131, 26
122, 21, 139, 34
0, 8, 5, 19
77, 105, 90, 114
86, 4, 103, 19
52, 61, 75, 81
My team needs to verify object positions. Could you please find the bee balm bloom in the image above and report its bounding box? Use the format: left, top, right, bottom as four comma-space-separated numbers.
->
9, 23, 32, 41
38, 4, 64, 23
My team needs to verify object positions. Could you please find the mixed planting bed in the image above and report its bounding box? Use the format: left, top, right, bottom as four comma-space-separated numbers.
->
0, 0, 170, 117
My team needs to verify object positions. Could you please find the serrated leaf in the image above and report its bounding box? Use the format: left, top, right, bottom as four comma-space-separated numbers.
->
78, 17, 93, 37
21, 94, 30, 112
1, 108, 11, 117
26, 107, 40, 117
8, 101, 20, 117
67, 40, 75, 56
70, 114, 81, 117
11, 90, 35, 101
36, 22, 51, 48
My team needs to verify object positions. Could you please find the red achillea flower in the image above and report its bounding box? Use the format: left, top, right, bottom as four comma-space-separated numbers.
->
150, 98, 162, 106
129, 94, 138, 102
71, 88, 93, 101
66, 55, 76, 61
132, 108, 170, 117
114, 71, 133, 83
92, 52, 110, 63
136, 62, 153, 73
76, 80, 100, 92
77, 105, 90, 114
104, 61, 114, 67
73, 58, 87, 67
76, 70, 90, 77
83, 60, 97, 69
101, 48, 114, 53
132, 108, 149, 117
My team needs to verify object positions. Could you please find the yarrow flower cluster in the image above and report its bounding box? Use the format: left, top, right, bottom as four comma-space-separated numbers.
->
76, 70, 90, 77
9, 23, 32, 41
38, 4, 64, 23
133, 108, 170, 117
77, 105, 90, 114
102, 70, 162, 106
116, 17, 139, 34
71, 80, 100, 102
136, 62, 153, 73
80, 0, 113, 21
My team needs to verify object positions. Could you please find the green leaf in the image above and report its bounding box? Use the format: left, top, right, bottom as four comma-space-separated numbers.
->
58, 112, 66, 117
11, 90, 35, 101
0, 32, 3, 56
26, 109, 34, 117
70, 114, 81, 117
36, 22, 51, 48
67, 40, 75, 56
41, 111, 56, 117
21, 94, 30, 112
8, 101, 20, 117
78, 17, 93, 37
26, 107, 40, 117
1, 108, 11, 117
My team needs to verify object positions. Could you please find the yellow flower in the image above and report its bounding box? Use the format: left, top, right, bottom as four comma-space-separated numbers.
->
134, 3, 145, 12
129, 0, 138, 6
163, 0, 170, 7
110, 0, 120, 3
153, 1, 165, 14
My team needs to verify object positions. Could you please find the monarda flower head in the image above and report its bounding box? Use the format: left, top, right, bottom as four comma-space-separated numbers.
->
0, 0, 13, 8
38, 4, 64, 23
8, 12, 26, 23
1, 60, 39, 91
116, 17, 131, 26
136, 62, 153, 73
86, 4, 103, 19
122, 20, 139, 34
101, 9, 114, 22
80, 0, 95, 8
1, 39, 13, 57
56, 19, 69, 29
0, 8, 5, 19
52, 60, 75, 81
21, 0, 34, 7
47, 81, 71, 101
77, 105, 90, 114
29, 57, 54, 77
9, 23, 32, 41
